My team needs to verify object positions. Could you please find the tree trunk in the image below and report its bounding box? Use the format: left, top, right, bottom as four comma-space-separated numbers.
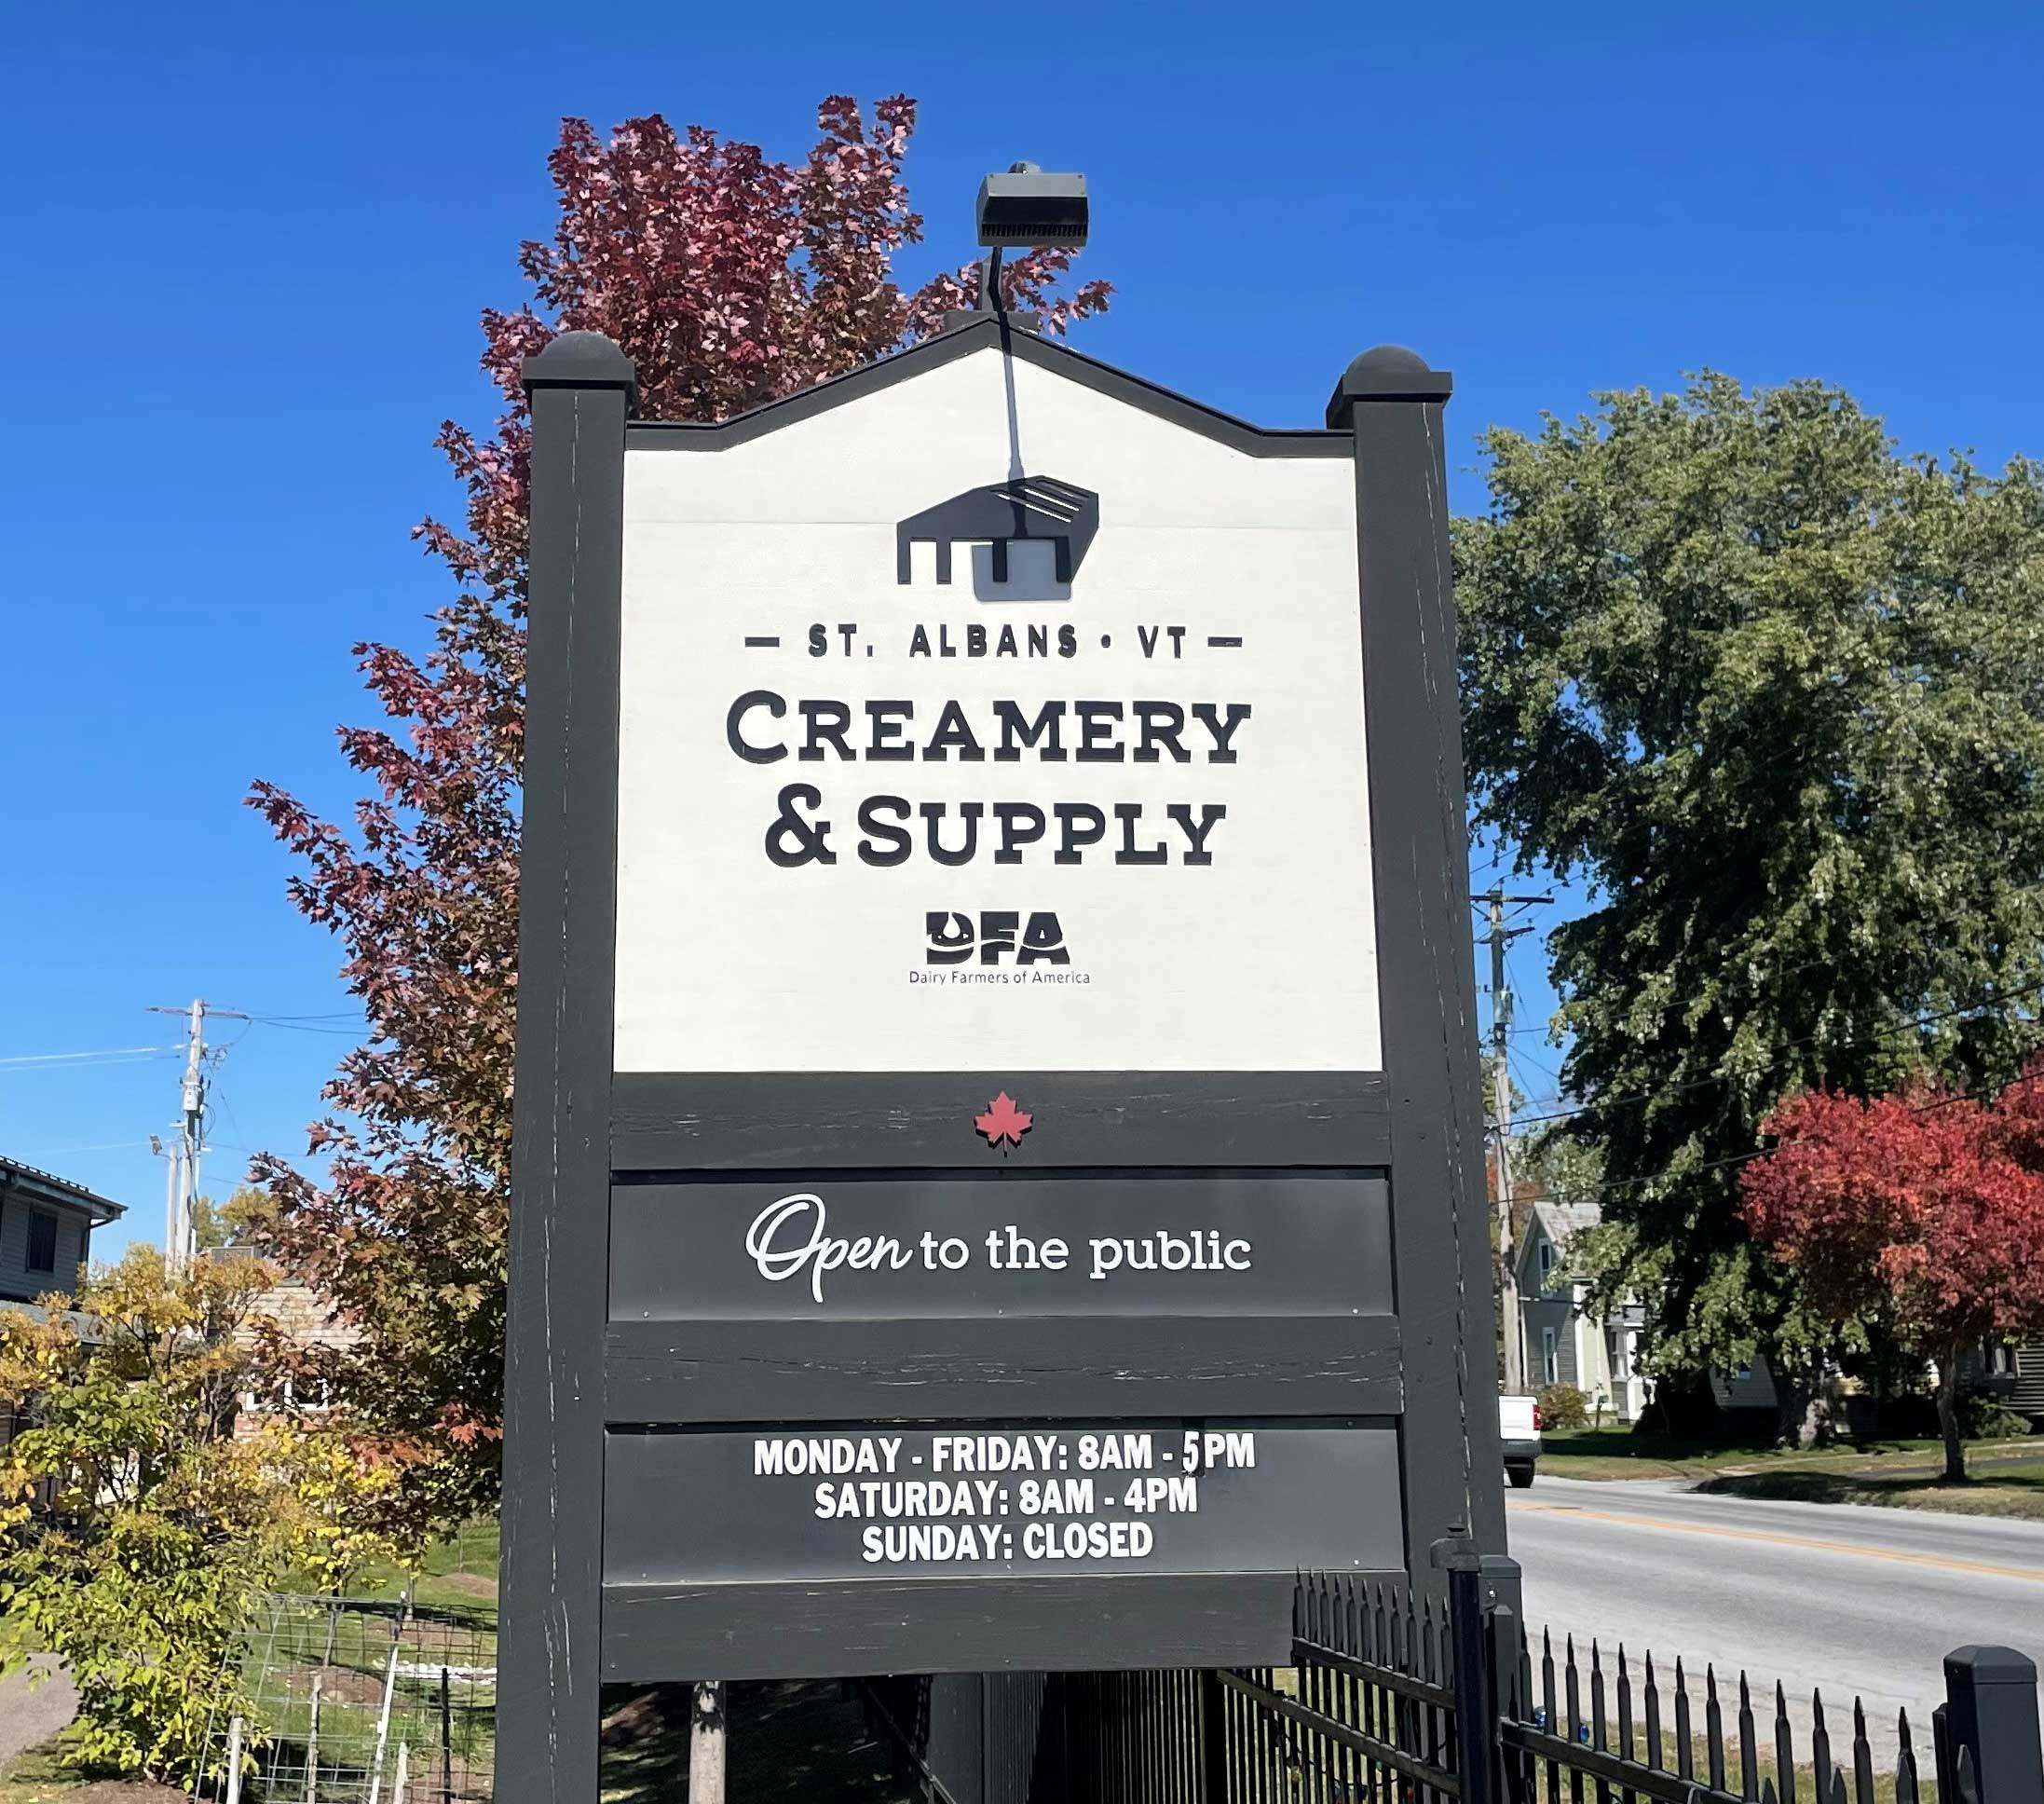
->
1639, 1370, 1719, 1438
1934, 1356, 1966, 1484
1773, 1356, 1833, 1450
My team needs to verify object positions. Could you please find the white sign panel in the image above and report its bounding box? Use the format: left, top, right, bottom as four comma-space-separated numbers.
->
613, 345, 1379, 1073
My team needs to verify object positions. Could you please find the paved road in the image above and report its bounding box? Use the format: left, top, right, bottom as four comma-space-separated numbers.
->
1508, 1477, 2044, 1764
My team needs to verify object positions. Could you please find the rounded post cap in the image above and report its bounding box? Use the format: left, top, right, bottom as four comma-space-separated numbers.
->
523, 330, 638, 402
1327, 344, 1452, 426
1350, 344, 1432, 375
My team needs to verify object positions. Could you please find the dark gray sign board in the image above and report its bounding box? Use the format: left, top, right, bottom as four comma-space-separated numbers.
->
605, 1419, 1400, 1592
497, 319, 1506, 1804
609, 1172, 1392, 1319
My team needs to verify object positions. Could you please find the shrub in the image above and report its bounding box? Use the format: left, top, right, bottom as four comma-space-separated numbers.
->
1957, 1393, 2033, 1442
0, 1249, 402, 1783
1535, 1383, 1590, 1430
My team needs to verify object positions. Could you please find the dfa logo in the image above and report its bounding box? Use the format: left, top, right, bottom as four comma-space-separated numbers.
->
926, 910, 1070, 966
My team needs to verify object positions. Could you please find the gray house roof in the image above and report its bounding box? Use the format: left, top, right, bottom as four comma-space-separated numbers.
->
0, 1155, 126, 1223
1518, 1197, 1603, 1288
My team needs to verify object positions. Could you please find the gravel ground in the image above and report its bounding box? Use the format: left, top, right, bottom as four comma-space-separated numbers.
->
0, 1655, 76, 1771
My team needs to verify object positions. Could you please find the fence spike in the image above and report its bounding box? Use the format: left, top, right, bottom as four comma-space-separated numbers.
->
1738, 1671, 1760, 1801
1955, 1742, 1980, 1804
1850, 1699, 1874, 1804
1706, 1665, 1727, 1794
1566, 1633, 1585, 1748
1617, 1643, 1635, 1765
1644, 1650, 1665, 1773
1591, 1638, 1609, 1754
1810, 1688, 1831, 1792
1775, 1678, 1797, 1804
1895, 1708, 1920, 1804
1675, 1656, 1695, 1782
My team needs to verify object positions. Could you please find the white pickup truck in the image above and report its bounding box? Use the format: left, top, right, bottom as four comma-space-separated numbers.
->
1500, 1394, 1542, 1488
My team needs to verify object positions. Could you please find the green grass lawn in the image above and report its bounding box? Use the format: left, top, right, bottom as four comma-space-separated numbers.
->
290, 1517, 500, 1621
1540, 1425, 2044, 1518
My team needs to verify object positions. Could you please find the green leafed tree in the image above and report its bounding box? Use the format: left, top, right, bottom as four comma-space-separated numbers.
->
1455, 373, 2044, 1428
0, 1250, 402, 1782
189, 1183, 277, 1252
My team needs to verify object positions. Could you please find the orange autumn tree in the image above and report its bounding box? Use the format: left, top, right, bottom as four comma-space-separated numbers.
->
1740, 1067, 2044, 1481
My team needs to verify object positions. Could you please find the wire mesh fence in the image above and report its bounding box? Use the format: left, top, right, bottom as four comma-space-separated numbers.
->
205, 1595, 497, 1804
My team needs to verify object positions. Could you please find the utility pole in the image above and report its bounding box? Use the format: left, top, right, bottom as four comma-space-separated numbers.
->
1476, 888, 1549, 1395
145, 999, 248, 1268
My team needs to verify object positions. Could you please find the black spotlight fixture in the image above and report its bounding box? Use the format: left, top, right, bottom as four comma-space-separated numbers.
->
972, 161, 1089, 321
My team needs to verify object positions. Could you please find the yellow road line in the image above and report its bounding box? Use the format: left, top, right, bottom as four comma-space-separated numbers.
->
1508, 1501, 2044, 1585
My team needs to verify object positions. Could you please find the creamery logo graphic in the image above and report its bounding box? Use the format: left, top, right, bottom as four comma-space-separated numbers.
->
895, 476, 1100, 585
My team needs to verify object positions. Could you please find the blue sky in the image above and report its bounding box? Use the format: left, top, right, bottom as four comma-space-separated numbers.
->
6, 1, 2041, 1251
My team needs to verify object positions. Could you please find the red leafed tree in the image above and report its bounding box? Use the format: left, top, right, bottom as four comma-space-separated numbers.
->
247, 98, 1108, 1532
1740, 1070, 2044, 1482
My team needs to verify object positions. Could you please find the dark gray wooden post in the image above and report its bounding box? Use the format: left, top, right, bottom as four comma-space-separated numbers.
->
497, 330, 636, 1804
1441, 1545, 1499, 1804
1329, 347, 1509, 1575
1942, 1646, 2042, 1804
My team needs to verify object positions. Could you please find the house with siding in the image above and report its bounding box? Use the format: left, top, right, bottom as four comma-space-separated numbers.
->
233, 1274, 362, 1434
1960, 1339, 2044, 1426
0, 1157, 123, 1462
1516, 1192, 2035, 1430
0, 1155, 122, 1303
2014, 1344, 2044, 1423
1513, 1199, 1651, 1422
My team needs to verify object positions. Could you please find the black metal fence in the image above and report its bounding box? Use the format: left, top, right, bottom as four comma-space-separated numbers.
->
882, 1560, 2043, 1803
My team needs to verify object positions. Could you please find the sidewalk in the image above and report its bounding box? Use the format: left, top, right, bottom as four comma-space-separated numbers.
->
0, 1655, 75, 1770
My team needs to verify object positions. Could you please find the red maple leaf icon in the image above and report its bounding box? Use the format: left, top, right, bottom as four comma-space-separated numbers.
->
974, 1091, 1033, 1151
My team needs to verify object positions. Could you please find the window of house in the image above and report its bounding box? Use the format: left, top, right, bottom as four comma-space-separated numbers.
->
1542, 1327, 1560, 1387
1606, 1325, 1629, 1380
1536, 1239, 1556, 1287
26, 1212, 58, 1276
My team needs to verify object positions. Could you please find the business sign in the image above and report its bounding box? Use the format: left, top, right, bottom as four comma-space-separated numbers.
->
612, 346, 1380, 1074
499, 319, 1504, 1803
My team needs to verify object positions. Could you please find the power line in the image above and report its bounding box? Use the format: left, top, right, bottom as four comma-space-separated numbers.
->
0, 1044, 177, 1070
249, 1018, 367, 1036
18, 1138, 156, 1158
